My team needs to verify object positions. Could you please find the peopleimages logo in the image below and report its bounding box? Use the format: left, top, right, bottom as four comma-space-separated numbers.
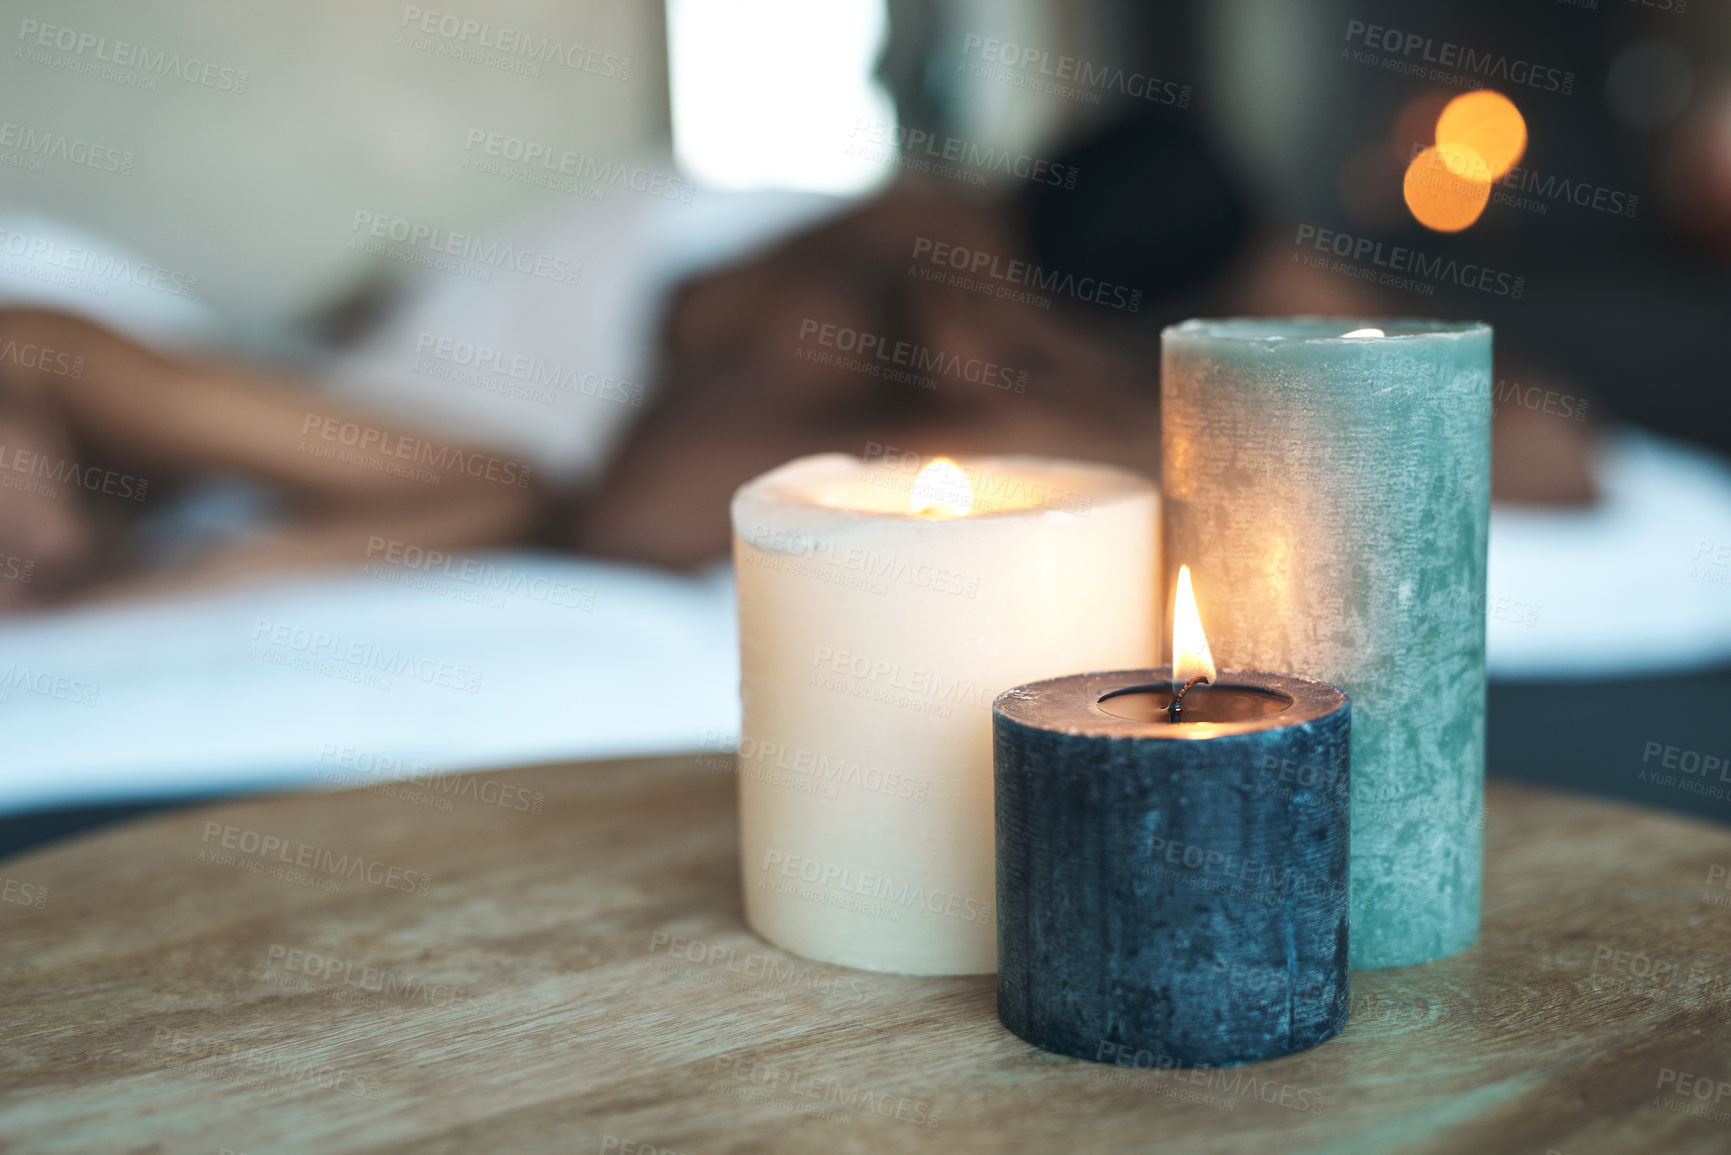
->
363, 537, 596, 611
1293, 224, 1526, 299
797, 319, 1027, 394
1342, 19, 1574, 94
0, 121, 134, 174
1407, 144, 1638, 219
0, 336, 83, 378
412, 332, 642, 405
0, 227, 199, 299
709, 730, 933, 802
299, 414, 534, 487
0, 441, 148, 502
1493, 379, 1589, 421
248, 618, 485, 694
910, 236, 1142, 312
1, 876, 47, 910
709, 1054, 942, 1128
1139, 834, 1347, 905
809, 644, 997, 713
743, 520, 982, 600
845, 119, 1078, 189
959, 35, 1191, 108
316, 742, 549, 813
200, 821, 432, 895
760, 849, 994, 925
151, 1028, 383, 1100
264, 944, 490, 1013
1095, 1041, 1325, 1113
462, 129, 692, 203
0, 664, 100, 707
399, 6, 631, 79
16, 19, 250, 93
863, 442, 1094, 515
648, 931, 876, 1004
348, 212, 581, 285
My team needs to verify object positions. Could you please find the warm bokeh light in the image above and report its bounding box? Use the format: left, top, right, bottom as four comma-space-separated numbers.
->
1404, 143, 1493, 232
1435, 90, 1527, 180
1397, 90, 1525, 232
909, 457, 974, 517
1172, 565, 1217, 686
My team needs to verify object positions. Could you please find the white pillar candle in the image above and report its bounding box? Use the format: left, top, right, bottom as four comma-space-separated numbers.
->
732, 453, 1159, 975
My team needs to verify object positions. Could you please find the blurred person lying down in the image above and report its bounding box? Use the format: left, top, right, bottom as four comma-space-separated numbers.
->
0, 113, 1596, 609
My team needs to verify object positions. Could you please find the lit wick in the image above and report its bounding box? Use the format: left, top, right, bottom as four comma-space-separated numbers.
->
1170, 564, 1217, 724
1169, 675, 1210, 723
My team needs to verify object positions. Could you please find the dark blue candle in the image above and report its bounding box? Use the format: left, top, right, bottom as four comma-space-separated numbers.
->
994, 665, 1350, 1066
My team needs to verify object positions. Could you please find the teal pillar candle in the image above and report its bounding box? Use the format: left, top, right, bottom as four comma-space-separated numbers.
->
1160, 318, 1490, 969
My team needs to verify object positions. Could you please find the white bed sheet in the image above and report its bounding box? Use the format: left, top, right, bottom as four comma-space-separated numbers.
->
0, 556, 740, 814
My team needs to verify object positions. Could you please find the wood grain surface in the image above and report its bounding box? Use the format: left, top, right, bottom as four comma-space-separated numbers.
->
2, 756, 1730, 1155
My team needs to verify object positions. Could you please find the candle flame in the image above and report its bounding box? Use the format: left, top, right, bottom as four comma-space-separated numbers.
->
1342, 327, 1385, 339
910, 456, 973, 517
1173, 564, 1217, 686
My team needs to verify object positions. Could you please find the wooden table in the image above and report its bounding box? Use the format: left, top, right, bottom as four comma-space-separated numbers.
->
2, 756, 1730, 1154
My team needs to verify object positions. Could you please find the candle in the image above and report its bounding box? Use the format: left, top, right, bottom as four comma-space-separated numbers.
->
1161, 317, 1491, 969
994, 568, 1351, 1065
732, 452, 1159, 975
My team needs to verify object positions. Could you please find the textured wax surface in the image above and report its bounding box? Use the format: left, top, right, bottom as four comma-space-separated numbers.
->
995, 669, 1350, 1067
1161, 318, 1490, 969
732, 454, 1158, 975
